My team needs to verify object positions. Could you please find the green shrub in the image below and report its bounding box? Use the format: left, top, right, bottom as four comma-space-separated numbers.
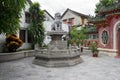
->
5, 34, 23, 52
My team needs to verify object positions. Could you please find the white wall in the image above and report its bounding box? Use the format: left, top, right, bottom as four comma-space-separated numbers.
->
43, 11, 54, 44
62, 10, 82, 26
44, 21, 52, 44
44, 12, 54, 22
20, 2, 30, 29
18, 2, 31, 49
0, 34, 6, 52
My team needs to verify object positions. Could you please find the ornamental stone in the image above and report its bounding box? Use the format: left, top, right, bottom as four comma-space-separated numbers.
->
33, 13, 82, 67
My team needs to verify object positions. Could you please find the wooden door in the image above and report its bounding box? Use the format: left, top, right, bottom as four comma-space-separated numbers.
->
20, 30, 25, 42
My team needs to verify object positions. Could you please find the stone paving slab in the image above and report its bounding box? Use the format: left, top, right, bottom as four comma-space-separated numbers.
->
0, 54, 120, 80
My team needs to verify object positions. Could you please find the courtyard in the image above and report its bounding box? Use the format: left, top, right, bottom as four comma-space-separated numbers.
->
1, 0, 120, 80
0, 53, 120, 80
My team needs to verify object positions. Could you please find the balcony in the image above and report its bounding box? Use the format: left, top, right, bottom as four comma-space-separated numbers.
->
89, 15, 106, 23
85, 26, 98, 33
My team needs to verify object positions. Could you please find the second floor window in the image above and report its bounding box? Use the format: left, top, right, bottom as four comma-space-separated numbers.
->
63, 19, 67, 24
69, 18, 74, 26
63, 18, 74, 25
25, 12, 30, 23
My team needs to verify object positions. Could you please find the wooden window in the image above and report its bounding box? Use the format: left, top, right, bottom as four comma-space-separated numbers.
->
63, 19, 67, 24
25, 12, 30, 23
69, 18, 74, 25
19, 30, 25, 42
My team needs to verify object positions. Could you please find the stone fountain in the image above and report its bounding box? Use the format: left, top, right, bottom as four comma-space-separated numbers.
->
33, 13, 82, 67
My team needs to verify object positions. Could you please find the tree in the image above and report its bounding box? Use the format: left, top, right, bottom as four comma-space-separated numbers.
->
70, 27, 87, 47
95, 0, 115, 14
78, 27, 87, 46
0, 0, 27, 34
70, 27, 78, 45
28, 2, 45, 47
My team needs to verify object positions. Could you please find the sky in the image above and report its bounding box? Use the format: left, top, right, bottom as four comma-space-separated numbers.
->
31, 0, 99, 16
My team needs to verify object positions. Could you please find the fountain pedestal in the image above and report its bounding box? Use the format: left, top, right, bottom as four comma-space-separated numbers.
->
33, 13, 82, 67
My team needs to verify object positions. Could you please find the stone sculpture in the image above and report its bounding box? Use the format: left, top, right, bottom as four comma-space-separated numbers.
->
33, 13, 82, 67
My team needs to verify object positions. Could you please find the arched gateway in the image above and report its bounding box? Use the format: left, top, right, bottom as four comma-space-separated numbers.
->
114, 21, 120, 57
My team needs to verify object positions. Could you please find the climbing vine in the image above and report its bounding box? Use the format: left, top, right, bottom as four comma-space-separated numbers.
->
28, 2, 45, 47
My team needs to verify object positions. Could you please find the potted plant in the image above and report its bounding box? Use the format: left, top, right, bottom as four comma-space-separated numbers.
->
89, 41, 99, 57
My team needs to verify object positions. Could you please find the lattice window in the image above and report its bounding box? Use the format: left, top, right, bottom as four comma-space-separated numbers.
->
102, 30, 108, 44
25, 12, 30, 23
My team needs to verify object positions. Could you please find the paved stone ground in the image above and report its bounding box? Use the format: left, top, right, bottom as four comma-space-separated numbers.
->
0, 53, 120, 80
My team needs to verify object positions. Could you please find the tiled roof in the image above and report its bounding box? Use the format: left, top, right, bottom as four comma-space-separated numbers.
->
62, 8, 89, 18
44, 10, 55, 20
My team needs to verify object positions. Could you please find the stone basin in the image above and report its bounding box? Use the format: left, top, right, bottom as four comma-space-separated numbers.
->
33, 49, 83, 67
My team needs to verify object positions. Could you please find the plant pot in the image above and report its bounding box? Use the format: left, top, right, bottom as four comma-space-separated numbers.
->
93, 53, 98, 57
81, 47, 83, 52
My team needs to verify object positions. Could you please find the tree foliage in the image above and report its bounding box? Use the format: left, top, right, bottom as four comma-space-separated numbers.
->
95, 0, 115, 14
0, 0, 27, 34
78, 27, 87, 45
28, 2, 45, 47
70, 27, 87, 46
70, 27, 78, 44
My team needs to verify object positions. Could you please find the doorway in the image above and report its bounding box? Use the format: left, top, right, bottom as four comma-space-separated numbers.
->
117, 28, 120, 57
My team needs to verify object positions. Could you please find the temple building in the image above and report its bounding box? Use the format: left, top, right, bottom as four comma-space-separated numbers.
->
89, 0, 120, 57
